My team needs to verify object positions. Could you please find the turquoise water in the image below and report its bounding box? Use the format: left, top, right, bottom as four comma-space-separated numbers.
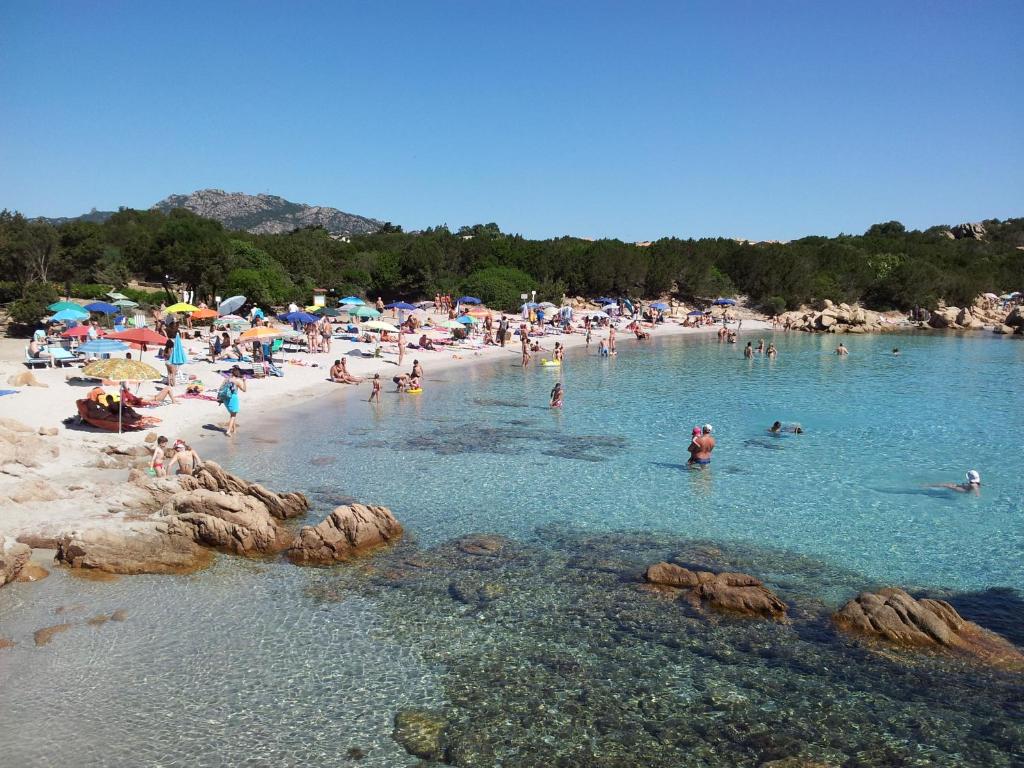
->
1, 330, 1022, 767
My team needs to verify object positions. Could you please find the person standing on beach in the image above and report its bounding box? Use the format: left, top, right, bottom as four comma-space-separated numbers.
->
221, 366, 246, 437
397, 330, 406, 368
368, 373, 382, 404
498, 316, 508, 347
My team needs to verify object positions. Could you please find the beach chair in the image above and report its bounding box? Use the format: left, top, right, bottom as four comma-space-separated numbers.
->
24, 346, 51, 368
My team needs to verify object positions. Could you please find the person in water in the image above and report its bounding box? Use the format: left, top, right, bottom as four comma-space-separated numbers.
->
368, 373, 382, 403
744, 341, 754, 358
688, 424, 715, 467
836, 343, 849, 356
769, 421, 804, 434
550, 382, 564, 408
766, 342, 777, 359
892, 348, 900, 355
928, 470, 981, 495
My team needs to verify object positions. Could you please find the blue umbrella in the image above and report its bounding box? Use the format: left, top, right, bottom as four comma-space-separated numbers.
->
339, 296, 364, 305
455, 315, 476, 324
85, 301, 119, 314
50, 307, 90, 322
687, 310, 705, 316
385, 301, 417, 311
650, 302, 668, 310
458, 296, 481, 305
712, 298, 737, 306
520, 302, 539, 309
170, 334, 188, 366
78, 338, 129, 355
279, 311, 319, 324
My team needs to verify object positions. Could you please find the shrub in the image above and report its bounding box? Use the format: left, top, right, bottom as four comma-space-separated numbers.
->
461, 266, 536, 311
8, 282, 59, 329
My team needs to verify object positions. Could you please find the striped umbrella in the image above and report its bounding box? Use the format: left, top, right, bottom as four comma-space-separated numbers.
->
78, 338, 129, 355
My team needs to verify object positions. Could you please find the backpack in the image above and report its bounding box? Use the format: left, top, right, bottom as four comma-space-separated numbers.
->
216, 380, 234, 404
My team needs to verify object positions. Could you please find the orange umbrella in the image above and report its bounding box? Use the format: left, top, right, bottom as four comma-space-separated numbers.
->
191, 307, 218, 320
466, 307, 490, 318
239, 326, 284, 340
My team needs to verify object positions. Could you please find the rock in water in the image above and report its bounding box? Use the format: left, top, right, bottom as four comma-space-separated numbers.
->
832, 588, 1024, 669
179, 461, 309, 519
166, 488, 292, 555
392, 709, 448, 760
55, 522, 213, 575
0, 535, 32, 587
288, 504, 402, 565
644, 562, 788, 620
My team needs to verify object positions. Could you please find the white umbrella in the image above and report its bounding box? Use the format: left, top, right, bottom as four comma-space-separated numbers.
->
586, 311, 609, 319
218, 295, 246, 315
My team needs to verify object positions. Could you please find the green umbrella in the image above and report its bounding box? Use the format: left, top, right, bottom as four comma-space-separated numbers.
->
48, 301, 84, 312
350, 306, 381, 318
113, 298, 139, 308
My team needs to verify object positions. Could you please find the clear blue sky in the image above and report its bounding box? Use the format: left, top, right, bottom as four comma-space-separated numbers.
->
1, 1, 1021, 241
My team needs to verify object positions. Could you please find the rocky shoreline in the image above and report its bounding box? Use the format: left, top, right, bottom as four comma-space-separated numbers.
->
777, 298, 1023, 336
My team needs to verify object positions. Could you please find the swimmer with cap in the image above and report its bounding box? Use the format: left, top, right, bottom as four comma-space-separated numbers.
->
928, 470, 981, 495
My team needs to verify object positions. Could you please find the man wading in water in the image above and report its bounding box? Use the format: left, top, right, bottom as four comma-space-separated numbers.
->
688, 424, 715, 467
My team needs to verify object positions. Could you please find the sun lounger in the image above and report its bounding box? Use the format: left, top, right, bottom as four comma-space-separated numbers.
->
24, 346, 51, 368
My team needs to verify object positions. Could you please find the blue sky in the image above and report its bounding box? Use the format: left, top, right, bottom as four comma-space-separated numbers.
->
1, 1, 1021, 241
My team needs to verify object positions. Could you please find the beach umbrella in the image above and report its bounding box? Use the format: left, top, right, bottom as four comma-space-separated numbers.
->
586, 311, 609, 320
362, 320, 401, 332
239, 326, 285, 341
455, 315, 477, 324
50, 307, 90, 322
520, 302, 539, 310
170, 334, 188, 366
350, 306, 380, 318
313, 306, 342, 317
339, 296, 364, 305
218, 295, 246, 316
458, 296, 481, 305
81, 357, 162, 433
113, 298, 139, 308
466, 307, 490, 317
279, 311, 319, 324
78, 338, 129, 355
48, 300, 84, 312
164, 302, 198, 314
109, 328, 168, 346
440, 319, 465, 330
413, 300, 435, 308
687, 310, 705, 316
650, 302, 668, 310
594, 297, 614, 304
61, 325, 98, 338
712, 298, 737, 306
385, 301, 417, 311
85, 301, 119, 315
106, 291, 128, 301
538, 301, 556, 309
191, 308, 218, 320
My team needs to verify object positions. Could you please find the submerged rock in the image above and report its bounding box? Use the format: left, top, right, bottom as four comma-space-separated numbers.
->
392, 708, 448, 760
644, 562, 788, 620
833, 588, 1024, 669
33, 622, 72, 646
288, 504, 402, 565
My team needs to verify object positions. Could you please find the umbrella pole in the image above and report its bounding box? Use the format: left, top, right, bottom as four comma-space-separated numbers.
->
119, 394, 123, 435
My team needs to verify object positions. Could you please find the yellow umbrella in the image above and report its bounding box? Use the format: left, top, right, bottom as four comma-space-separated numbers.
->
165, 302, 199, 313
81, 358, 163, 433
239, 326, 285, 340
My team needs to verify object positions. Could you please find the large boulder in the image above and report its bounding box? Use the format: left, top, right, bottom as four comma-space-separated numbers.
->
165, 488, 291, 555
179, 461, 308, 520
928, 307, 960, 329
55, 521, 213, 575
289, 504, 403, 565
644, 562, 788, 620
955, 308, 985, 330
1004, 306, 1024, 329
950, 222, 986, 240
833, 588, 1024, 669
1, 535, 32, 587
0, 423, 59, 469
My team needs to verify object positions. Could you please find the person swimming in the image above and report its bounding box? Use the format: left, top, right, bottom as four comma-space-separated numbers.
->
769, 421, 804, 434
928, 470, 981, 495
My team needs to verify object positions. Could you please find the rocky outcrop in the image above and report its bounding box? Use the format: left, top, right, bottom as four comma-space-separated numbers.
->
55, 521, 213, 575
778, 304, 889, 335
1, 535, 32, 587
833, 588, 1024, 669
178, 461, 308, 519
288, 504, 402, 565
644, 562, 788, 620
152, 189, 384, 236
0, 419, 59, 471
165, 488, 291, 555
950, 222, 986, 240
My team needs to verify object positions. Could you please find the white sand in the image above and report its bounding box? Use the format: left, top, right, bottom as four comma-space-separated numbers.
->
0, 310, 769, 540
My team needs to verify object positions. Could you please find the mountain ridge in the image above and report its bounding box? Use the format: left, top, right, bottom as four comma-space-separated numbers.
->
37, 189, 385, 236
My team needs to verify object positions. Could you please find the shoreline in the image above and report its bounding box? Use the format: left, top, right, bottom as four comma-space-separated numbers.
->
0, 316, 769, 544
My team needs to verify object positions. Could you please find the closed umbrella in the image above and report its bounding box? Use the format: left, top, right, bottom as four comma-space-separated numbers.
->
170, 334, 188, 366
218, 295, 246, 316
81, 358, 162, 433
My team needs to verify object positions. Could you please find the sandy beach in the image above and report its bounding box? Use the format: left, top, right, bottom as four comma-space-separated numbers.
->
0, 311, 769, 544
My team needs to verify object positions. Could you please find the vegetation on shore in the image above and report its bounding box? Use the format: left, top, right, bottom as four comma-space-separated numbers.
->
1, 208, 1021, 325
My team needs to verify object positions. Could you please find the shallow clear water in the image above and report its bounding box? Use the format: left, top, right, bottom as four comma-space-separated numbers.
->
1, 330, 1022, 767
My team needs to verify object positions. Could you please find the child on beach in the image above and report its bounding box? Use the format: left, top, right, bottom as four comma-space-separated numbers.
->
368, 373, 382, 403
150, 436, 168, 477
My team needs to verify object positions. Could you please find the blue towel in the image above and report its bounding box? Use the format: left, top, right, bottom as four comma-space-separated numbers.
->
0, 390, 18, 397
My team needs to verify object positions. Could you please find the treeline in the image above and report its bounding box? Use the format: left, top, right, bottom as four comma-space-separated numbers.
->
1, 208, 1022, 324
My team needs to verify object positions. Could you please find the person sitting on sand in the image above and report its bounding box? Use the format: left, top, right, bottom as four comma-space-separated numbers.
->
120, 380, 178, 406
419, 334, 435, 350
928, 470, 981, 495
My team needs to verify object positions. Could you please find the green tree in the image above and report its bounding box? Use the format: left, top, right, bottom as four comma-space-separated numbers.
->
461, 266, 535, 310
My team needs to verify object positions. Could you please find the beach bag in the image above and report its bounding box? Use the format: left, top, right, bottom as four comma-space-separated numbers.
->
216, 380, 234, 404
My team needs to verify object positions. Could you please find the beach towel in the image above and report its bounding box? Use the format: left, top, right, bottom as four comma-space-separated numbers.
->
0, 389, 18, 397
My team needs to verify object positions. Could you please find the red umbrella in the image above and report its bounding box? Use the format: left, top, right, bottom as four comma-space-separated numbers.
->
109, 328, 169, 346
61, 326, 98, 338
